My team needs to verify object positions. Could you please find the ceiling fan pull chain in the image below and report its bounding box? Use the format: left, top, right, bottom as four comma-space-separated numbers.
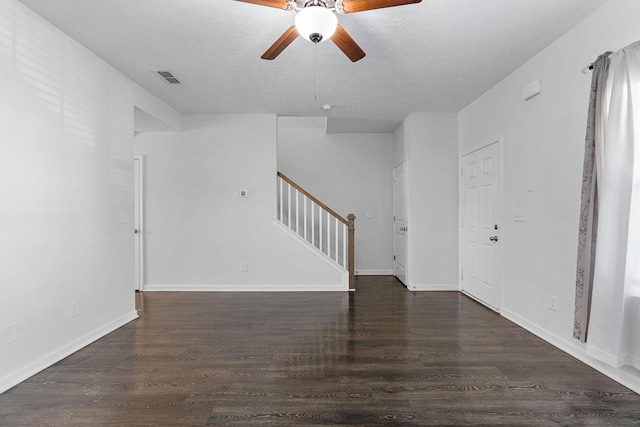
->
314, 43, 319, 102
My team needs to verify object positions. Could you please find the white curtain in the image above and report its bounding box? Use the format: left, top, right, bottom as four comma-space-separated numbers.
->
586, 41, 640, 369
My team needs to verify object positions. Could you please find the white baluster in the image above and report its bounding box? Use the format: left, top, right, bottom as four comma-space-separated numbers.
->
304, 196, 307, 241
326, 212, 330, 257
311, 201, 315, 248
334, 217, 339, 263
287, 183, 291, 228
295, 189, 300, 234
319, 207, 323, 253
278, 177, 283, 222
342, 223, 347, 269
322, 215, 326, 258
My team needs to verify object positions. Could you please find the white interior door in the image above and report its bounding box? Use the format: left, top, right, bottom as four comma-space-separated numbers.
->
393, 161, 408, 285
461, 142, 502, 310
134, 156, 144, 291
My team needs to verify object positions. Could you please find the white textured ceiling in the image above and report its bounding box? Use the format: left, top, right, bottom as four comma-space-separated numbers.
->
19, 0, 609, 133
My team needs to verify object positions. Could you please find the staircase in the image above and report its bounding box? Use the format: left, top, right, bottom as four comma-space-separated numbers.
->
276, 172, 355, 290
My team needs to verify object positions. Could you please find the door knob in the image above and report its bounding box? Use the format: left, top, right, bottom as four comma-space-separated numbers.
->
490, 236, 498, 242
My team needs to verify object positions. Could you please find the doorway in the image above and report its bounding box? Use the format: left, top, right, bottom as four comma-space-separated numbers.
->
134, 155, 145, 291
460, 140, 502, 310
393, 161, 408, 285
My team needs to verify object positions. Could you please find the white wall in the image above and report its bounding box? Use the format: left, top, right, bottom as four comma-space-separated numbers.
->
133, 85, 182, 132
277, 120, 394, 275
458, 0, 640, 393
135, 114, 346, 291
0, 0, 138, 393
394, 113, 459, 290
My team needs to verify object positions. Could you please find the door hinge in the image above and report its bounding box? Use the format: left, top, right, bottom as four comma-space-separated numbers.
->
394, 255, 396, 261
461, 166, 463, 176
461, 218, 463, 227
461, 271, 464, 280
393, 216, 396, 222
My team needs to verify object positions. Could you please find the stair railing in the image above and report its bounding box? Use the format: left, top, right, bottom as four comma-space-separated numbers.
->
277, 172, 355, 290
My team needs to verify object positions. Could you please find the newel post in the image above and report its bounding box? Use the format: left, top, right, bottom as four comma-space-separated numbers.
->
347, 214, 356, 291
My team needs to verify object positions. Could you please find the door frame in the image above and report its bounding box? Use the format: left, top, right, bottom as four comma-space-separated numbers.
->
459, 137, 504, 311
393, 160, 409, 285
134, 155, 145, 291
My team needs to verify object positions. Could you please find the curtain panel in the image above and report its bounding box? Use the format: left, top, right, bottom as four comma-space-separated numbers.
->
576, 40, 640, 370
574, 53, 610, 342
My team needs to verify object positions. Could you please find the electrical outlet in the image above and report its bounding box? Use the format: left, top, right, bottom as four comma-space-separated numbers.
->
120, 210, 128, 223
2, 323, 17, 345
240, 262, 248, 272
513, 208, 526, 222
71, 302, 79, 318
549, 295, 558, 312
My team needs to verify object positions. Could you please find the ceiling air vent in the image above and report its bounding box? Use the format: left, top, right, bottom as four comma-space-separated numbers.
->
155, 70, 180, 84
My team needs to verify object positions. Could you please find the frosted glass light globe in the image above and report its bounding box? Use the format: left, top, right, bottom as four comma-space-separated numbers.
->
295, 6, 338, 44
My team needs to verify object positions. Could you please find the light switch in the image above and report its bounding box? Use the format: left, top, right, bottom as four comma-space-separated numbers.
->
2, 323, 17, 345
513, 208, 526, 222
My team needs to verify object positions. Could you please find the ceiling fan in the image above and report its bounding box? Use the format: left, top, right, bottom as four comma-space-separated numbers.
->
235, 0, 422, 62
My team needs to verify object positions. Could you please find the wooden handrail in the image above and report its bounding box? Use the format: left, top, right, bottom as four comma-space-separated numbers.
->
277, 172, 348, 225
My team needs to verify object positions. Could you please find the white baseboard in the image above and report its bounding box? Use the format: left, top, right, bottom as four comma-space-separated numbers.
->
406, 283, 460, 291
144, 284, 348, 292
501, 308, 640, 395
355, 270, 393, 276
0, 310, 138, 395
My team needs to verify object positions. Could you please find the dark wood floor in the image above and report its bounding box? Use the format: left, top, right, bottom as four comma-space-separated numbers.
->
1, 276, 639, 426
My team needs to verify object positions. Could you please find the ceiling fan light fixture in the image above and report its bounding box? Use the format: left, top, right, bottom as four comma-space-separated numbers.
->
295, 6, 338, 44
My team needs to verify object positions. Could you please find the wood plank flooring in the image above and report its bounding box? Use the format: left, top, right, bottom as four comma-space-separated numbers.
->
1, 276, 639, 425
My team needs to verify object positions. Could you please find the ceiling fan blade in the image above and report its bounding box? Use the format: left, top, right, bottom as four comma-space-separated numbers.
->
331, 25, 366, 62
341, 0, 421, 13
234, 0, 292, 10
261, 26, 299, 60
